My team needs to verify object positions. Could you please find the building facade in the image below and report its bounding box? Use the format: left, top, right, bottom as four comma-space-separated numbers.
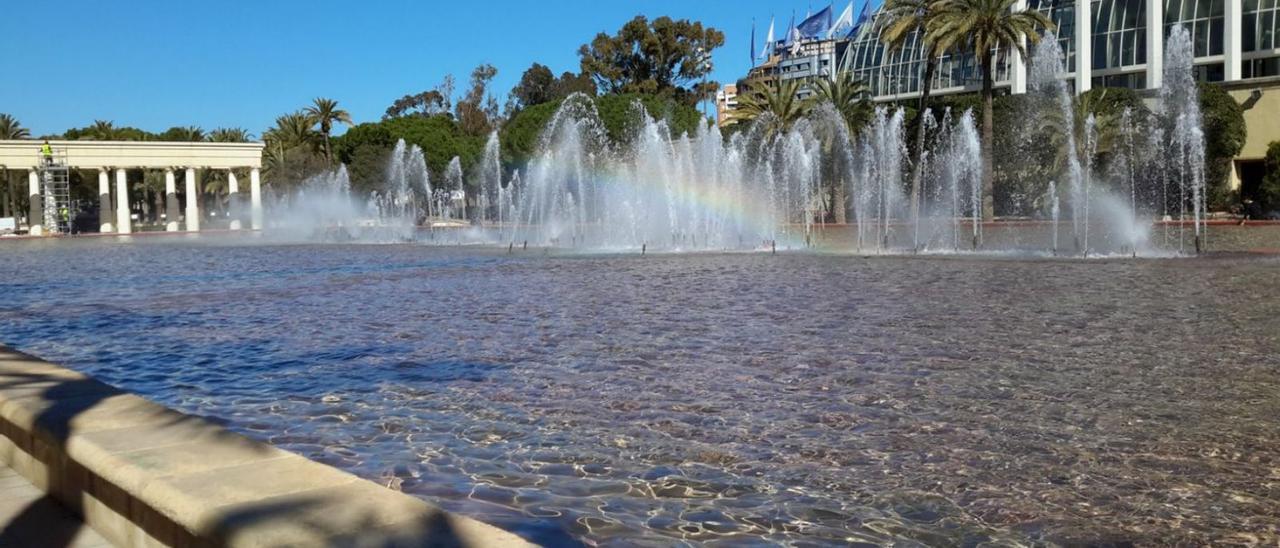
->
715, 84, 740, 127
726, 0, 1280, 198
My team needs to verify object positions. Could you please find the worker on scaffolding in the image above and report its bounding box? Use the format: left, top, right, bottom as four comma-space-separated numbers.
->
40, 140, 53, 166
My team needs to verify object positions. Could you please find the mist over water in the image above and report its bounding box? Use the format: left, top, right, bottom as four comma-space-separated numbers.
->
260, 28, 1208, 258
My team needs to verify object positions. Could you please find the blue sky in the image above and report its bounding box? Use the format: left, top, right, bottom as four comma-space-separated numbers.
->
1, 0, 859, 138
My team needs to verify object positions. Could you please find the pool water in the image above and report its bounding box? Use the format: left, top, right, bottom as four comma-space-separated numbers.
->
2, 238, 1278, 546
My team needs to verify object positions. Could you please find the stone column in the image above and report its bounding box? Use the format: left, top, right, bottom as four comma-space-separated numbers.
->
27, 171, 42, 236
1074, 0, 1092, 94
1147, 0, 1163, 89
1011, 0, 1029, 94
98, 169, 114, 233
184, 167, 199, 232
115, 168, 131, 234
165, 169, 180, 232
250, 168, 263, 230
228, 170, 241, 230
1225, 0, 1242, 81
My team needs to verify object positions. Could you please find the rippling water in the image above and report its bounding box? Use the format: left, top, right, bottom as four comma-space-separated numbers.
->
1, 237, 1278, 546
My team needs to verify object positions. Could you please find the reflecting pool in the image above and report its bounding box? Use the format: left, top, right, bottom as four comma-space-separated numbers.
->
2, 238, 1278, 545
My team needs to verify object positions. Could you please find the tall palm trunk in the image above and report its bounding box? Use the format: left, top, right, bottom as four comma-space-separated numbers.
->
153, 189, 164, 224
910, 54, 939, 233
980, 50, 995, 221
321, 121, 333, 164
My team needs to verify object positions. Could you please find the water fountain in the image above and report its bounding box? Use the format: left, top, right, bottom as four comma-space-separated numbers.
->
378, 139, 426, 222
258, 30, 1209, 256
1028, 33, 1090, 253
477, 132, 502, 225
915, 107, 982, 252
1162, 25, 1208, 253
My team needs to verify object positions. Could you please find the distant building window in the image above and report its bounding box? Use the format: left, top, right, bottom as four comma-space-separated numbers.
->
1244, 0, 1280, 51
1243, 56, 1280, 77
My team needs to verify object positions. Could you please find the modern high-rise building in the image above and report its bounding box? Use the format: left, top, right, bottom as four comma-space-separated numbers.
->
737, 0, 1280, 200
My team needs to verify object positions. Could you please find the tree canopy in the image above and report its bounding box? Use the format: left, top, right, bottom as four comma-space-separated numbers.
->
1198, 82, 1246, 207
0, 114, 30, 139
384, 90, 450, 120
500, 93, 703, 169
334, 114, 486, 196
1259, 141, 1280, 213
508, 63, 596, 113
578, 15, 724, 106
455, 64, 501, 136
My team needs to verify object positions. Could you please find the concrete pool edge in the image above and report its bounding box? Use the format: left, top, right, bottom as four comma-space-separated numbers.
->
0, 345, 533, 547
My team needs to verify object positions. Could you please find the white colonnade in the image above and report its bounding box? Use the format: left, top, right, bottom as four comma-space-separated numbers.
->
0, 140, 264, 236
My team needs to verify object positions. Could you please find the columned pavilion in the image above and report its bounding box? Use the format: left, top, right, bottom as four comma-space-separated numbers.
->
0, 140, 264, 235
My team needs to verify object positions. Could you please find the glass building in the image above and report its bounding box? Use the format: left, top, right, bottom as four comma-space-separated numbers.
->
774, 0, 1280, 99
737, 0, 1280, 209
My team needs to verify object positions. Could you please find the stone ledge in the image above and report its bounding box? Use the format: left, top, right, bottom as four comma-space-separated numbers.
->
0, 346, 534, 547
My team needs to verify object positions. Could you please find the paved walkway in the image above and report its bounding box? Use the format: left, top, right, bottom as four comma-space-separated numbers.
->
0, 464, 111, 547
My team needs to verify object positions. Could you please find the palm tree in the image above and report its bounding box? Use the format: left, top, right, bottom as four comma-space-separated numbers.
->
728, 79, 812, 135
0, 114, 29, 139
262, 112, 327, 188
266, 112, 319, 151
881, 0, 948, 224
931, 0, 1052, 219
810, 72, 872, 133
304, 98, 353, 163
209, 127, 252, 143
166, 125, 206, 142
0, 114, 27, 219
809, 74, 872, 224
86, 120, 119, 140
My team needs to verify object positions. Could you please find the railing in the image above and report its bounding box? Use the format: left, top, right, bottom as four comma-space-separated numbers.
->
36, 147, 69, 167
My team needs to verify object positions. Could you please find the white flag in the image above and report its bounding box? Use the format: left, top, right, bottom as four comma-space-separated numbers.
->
829, 1, 855, 39
759, 17, 775, 60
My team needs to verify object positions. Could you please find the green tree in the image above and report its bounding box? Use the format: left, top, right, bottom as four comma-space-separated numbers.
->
266, 112, 319, 150
500, 93, 702, 169
1035, 88, 1148, 186
727, 80, 812, 136
456, 64, 499, 136
334, 113, 487, 196
931, 0, 1052, 219
810, 72, 872, 133
209, 127, 252, 142
263, 112, 325, 187
304, 97, 353, 163
86, 120, 119, 140
1259, 141, 1280, 213
578, 15, 724, 105
1198, 82, 1246, 208
62, 121, 152, 141
0, 114, 29, 139
0, 114, 27, 219
882, 0, 949, 221
509, 64, 598, 113
511, 63, 557, 110
158, 126, 206, 142
386, 90, 450, 120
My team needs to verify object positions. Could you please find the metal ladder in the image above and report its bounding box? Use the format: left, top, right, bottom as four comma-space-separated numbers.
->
39, 150, 72, 235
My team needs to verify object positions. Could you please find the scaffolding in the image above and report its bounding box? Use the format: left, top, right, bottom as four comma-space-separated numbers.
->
38, 149, 72, 235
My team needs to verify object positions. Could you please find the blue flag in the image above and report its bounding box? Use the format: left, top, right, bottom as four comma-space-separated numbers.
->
847, 0, 873, 38
797, 5, 833, 39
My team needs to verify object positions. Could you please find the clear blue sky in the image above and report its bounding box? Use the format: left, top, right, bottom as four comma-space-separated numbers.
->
1, 0, 857, 138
